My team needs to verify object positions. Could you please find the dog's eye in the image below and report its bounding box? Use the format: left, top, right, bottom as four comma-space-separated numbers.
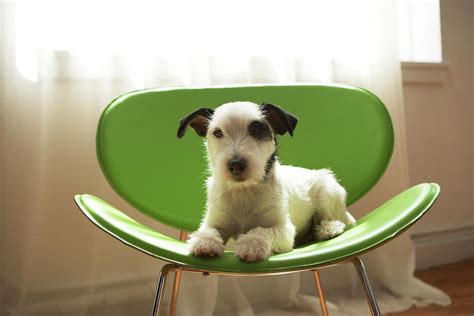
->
248, 120, 272, 140
249, 124, 262, 134
248, 121, 265, 135
213, 129, 224, 138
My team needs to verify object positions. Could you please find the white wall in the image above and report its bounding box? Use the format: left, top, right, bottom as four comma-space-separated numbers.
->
402, 0, 474, 268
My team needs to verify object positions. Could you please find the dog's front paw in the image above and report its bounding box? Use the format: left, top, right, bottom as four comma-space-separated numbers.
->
314, 219, 346, 241
187, 229, 224, 258
235, 234, 271, 262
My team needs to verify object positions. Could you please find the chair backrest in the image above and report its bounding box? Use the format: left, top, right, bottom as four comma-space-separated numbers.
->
97, 84, 394, 231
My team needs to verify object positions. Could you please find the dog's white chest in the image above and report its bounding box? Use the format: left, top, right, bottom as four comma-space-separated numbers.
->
215, 184, 283, 233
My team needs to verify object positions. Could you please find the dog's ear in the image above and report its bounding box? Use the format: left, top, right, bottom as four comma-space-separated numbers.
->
177, 108, 214, 138
260, 103, 298, 137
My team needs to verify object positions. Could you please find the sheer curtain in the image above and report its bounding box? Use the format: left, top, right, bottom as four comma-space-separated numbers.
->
0, 1, 450, 315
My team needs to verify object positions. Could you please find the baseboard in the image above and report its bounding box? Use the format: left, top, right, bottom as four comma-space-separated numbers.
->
412, 225, 474, 270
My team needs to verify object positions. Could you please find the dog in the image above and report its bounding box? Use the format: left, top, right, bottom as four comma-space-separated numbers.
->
177, 101, 355, 262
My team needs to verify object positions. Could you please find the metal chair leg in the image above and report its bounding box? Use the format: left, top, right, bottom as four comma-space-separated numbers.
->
169, 231, 187, 316
169, 269, 182, 316
312, 269, 329, 316
151, 264, 176, 316
352, 257, 381, 316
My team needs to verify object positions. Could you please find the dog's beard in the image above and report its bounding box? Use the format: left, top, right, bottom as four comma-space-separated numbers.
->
228, 176, 260, 187
230, 174, 246, 182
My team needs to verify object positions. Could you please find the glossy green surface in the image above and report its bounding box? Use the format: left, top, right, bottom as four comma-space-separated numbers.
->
96, 84, 394, 231
75, 183, 440, 273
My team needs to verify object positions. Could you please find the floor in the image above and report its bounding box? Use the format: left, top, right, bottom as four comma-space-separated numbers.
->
390, 259, 474, 316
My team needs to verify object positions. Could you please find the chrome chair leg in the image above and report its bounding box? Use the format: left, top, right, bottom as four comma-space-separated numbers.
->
352, 257, 381, 316
151, 264, 175, 316
312, 269, 329, 316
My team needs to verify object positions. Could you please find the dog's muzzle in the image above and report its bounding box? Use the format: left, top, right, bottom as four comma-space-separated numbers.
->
227, 156, 247, 178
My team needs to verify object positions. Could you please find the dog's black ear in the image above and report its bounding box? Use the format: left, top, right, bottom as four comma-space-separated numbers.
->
177, 108, 215, 138
260, 103, 298, 137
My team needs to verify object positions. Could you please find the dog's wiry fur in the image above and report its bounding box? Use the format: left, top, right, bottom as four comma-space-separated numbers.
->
178, 101, 355, 262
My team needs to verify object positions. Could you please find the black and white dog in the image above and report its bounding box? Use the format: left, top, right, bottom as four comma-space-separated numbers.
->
178, 102, 354, 262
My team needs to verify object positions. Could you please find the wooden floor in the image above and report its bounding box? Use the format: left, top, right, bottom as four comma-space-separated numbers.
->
390, 259, 474, 316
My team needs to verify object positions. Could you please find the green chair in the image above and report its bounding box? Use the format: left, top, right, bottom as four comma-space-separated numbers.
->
74, 84, 440, 316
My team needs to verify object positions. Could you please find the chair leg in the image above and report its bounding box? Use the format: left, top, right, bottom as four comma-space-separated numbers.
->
312, 269, 329, 316
169, 231, 187, 316
352, 257, 381, 316
151, 264, 175, 316
169, 269, 182, 316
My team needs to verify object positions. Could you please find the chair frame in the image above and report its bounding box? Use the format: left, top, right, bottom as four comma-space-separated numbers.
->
152, 231, 381, 316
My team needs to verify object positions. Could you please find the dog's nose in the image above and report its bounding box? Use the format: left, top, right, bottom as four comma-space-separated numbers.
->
227, 157, 247, 176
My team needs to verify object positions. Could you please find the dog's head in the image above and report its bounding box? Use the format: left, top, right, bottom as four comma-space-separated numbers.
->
177, 102, 298, 186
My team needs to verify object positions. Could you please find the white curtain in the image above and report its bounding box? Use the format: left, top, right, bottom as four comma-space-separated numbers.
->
0, 1, 451, 315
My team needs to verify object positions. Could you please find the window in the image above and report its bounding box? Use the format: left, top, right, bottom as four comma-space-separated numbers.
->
13, 0, 443, 83
397, 0, 443, 63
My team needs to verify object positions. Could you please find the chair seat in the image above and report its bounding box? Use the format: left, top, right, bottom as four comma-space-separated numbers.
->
75, 183, 439, 274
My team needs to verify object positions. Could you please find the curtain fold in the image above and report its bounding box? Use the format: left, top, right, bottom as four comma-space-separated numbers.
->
1, 1, 450, 315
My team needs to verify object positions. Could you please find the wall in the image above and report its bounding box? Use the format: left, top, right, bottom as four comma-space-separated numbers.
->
402, 0, 474, 268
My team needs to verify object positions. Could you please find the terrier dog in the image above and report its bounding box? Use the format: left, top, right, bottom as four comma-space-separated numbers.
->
177, 101, 355, 262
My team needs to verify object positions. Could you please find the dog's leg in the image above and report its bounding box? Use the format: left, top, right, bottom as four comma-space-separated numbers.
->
187, 226, 226, 258
187, 215, 234, 258
187, 192, 234, 258
235, 221, 295, 262
309, 169, 354, 241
